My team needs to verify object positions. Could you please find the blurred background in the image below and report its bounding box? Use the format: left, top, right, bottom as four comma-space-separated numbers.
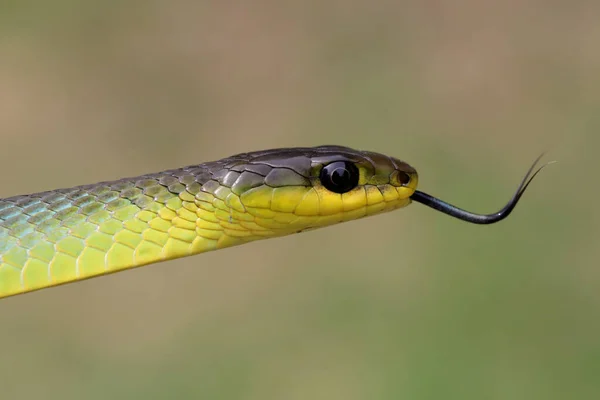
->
0, 1, 598, 399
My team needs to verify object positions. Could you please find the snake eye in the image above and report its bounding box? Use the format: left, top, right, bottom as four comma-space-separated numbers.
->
319, 161, 360, 193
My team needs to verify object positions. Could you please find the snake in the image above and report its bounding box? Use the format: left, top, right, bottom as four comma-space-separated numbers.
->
0, 145, 548, 299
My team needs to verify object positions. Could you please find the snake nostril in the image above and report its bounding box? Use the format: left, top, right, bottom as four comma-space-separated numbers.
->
392, 170, 411, 186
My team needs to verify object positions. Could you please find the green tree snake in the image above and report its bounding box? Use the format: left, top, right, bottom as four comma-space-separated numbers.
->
0, 145, 548, 299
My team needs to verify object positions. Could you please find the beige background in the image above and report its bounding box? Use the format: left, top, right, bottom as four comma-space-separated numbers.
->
0, 1, 597, 399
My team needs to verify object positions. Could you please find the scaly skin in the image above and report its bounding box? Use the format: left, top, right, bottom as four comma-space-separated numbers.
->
0, 146, 418, 298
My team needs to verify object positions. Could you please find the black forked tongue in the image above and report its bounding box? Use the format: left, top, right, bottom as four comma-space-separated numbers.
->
410, 154, 553, 225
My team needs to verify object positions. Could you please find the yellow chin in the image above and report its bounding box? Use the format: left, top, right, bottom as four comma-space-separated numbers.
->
192, 180, 417, 251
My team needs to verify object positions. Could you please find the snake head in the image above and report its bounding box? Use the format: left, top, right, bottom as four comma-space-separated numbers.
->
201, 146, 419, 236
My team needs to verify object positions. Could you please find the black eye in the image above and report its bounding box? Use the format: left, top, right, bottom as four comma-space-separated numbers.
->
319, 161, 359, 193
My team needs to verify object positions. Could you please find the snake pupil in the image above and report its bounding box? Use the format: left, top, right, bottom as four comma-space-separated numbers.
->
320, 161, 359, 193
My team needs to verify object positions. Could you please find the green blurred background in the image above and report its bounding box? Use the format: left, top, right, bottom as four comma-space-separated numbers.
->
0, 1, 598, 399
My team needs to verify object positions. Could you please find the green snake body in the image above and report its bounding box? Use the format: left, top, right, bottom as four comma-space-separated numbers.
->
0, 146, 418, 298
